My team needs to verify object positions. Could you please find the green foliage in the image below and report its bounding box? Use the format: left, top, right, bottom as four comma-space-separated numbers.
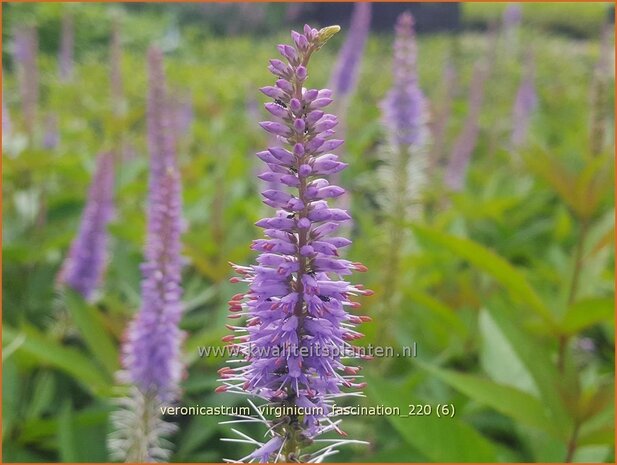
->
462, 3, 611, 38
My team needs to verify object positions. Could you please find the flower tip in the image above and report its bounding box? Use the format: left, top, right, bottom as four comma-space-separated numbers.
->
315, 25, 341, 50
215, 385, 228, 393
353, 262, 369, 272
319, 25, 341, 39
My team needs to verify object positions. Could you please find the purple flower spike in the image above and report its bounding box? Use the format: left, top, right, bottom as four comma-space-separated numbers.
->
329, 3, 372, 100
218, 24, 372, 463
43, 113, 59, 150
3, 91, 11, 137
57, 152, 115, 301
123, 46, 184, 403
110, 47, 184, 463
444, 60, 490, 191
58, 13, 74, 82
13, 25, 39, 135
110, 15, 124, 116
382, 12, 427, 148
503, 3, 522, 30
511, 54, 537, 149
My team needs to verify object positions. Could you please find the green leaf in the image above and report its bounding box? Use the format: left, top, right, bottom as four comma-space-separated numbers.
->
20, 405, 110, 443
578, 426, 615, 447
3, 325, 112, 396
175, 413, 220, 459
185, 328, 226, 366
407, 290, 469, 338
63, 289, 120, 375
417, 362, 561, 437
484, 304, 572, 437
58, 401, 79, 462
561, 297, 614, 335
479, 310, 538, 396
2, 358, 20, 440
25, 371, 56, 420
366, 375, 497, 462
412, 225, 557, 328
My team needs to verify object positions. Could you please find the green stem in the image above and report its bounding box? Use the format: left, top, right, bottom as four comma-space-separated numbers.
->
557, 219, 589, 372
564, 422, 580, 462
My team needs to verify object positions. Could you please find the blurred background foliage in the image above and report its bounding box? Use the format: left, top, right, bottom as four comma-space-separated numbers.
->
2, 2, 615, 463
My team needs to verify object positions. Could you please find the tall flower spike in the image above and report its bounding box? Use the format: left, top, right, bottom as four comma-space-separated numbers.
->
14, 25, 39, 136
429, 55, 457, 173
329, 3, 372, 102
589, 23, 612, 157
2, 90, 11, 138
43, 113, 60, 150
57, 151, 115, 301
502, 3, 522, 31
218, 24, 372, 463
378, 12, 429, 339
381, 12, 428, 149
58, 13, 74, 82
444, 59, 490, 191
110, 47, 184, 463
171, 90, 194, 139
511, 52, 537, 149
110, 14, 124, 117
328, 3, 371, 219
502, 4, 522, 54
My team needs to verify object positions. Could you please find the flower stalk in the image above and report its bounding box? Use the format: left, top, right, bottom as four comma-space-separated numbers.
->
218, 24, 372, 463
58, 13, 74, 82
57, 151, 115, 301
110, 47, 184, 463
14, 25, 39, 138
378, 12, 429, 341
511, 52, 537, 149
443, 59, 489, 191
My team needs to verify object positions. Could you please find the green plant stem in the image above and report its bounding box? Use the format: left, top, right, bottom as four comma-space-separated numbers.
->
567, 220, 589, 306
564, 421, 580, 462
379, 145, 408, 346
557, 219, 589, 372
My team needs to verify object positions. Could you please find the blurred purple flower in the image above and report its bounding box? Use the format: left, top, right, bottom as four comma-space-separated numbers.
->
381, 12, 427, 148
110, 15, 124, 115
378, 12, 429, 330
57, 152, 115, 300
329, 3, 372, 101
576, 337, 596, 353
2, 92, 11, 137
285, 2, 305, 23
589, 23, 612, 156
511, 54, 537, 149
503, 3, 522, 30
430, 56, 458, 168
444, 60, 489, 191
122, 47, 184, 403
43, 113, 60, 150
111, 48, 184, 463
171, 91, 194, 138
14, 25, 39, 134
218, 24, 371, 463
58, 13, 74, 82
